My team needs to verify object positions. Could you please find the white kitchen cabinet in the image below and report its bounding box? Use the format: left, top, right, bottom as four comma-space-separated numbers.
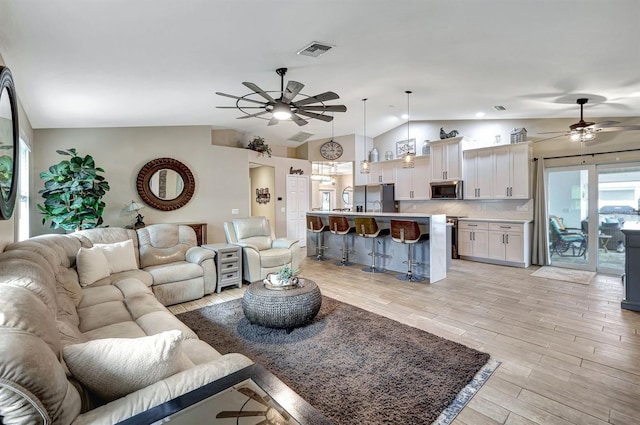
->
368, 161, 395, 184
493, 143, 531, 199
430, 137, 470, 181
462, 148, 494, 199
460, 219, 531, 268
394, 156, 430, 200
458, 221, 489, 258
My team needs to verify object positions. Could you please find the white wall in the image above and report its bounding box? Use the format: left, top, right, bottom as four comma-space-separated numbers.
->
32, 126, 312, 242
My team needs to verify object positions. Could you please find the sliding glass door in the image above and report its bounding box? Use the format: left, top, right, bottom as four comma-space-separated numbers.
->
546, 162, 640, 274
547, 165, 595, 270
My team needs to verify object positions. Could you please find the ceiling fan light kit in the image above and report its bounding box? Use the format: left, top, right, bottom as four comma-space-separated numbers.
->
216, 68, 347, 127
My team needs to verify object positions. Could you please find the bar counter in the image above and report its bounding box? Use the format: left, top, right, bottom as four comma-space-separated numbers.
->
305, 212, 448, 283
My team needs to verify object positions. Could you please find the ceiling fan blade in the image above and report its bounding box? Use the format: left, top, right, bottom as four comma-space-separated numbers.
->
216, 92, 267, 106
237, 388, 269, 407
594, 120, 621, 128
242, 82, 277, 103
537, 130, 568, 135
217, 106, 264, 109
282, 81, 305, 104
298, 104, 347, 112
237, 111, 270, 119
296, 110, 333, 122
599, 125, 640, 132
267, 117, 279, 126
294, 91, 340, 106
534, 134, 567, 143
216, 411, 265, 418
290, 113, 309, 126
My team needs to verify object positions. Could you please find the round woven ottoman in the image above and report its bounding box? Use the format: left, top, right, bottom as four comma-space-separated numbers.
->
242, 279, 322, 330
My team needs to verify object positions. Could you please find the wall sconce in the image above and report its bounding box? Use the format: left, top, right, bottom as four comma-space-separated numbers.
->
256, 188, 271, 204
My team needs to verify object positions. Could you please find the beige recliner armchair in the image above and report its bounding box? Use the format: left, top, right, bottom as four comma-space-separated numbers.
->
224, 216, 299, 284
137, 224, 217, 305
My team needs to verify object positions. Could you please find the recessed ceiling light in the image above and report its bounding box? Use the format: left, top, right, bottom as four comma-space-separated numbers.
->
493, 105, 507, 111
401, 114, 409, 119
475, 112, 486, 118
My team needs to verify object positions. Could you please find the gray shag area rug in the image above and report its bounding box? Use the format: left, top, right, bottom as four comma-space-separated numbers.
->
177, 296, 496, 424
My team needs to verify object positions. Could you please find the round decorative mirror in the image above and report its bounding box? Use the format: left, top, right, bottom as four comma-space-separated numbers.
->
342, 186, 353, 206
0, 66, 19, 220
136, 158, 195, 211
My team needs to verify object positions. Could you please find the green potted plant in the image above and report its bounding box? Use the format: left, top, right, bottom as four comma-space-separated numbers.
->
277, 264, 299, 285
38, 148, 110, 231
246, 136, 272, 157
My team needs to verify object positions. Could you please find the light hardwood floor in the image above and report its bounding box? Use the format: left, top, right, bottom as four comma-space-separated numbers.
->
169, 255, 640, 425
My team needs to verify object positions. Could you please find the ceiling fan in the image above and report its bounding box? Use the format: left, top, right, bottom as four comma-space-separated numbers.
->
537, 98, 640, 143
216, 67, 347, 127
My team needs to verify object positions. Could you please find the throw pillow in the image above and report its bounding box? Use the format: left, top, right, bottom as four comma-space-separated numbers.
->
76, 247, 110, 287
94, 239, 138, 274
62, 330, 193, 401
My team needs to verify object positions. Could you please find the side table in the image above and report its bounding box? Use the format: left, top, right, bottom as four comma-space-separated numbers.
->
202, 243, 242, 293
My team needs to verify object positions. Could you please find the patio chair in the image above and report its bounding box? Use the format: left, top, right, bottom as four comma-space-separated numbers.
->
549, 216, 587, 258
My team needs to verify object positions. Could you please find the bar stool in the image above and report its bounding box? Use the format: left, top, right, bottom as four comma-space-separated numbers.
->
307, 215, 329, 261
390, 219, 430, 282
354, 217, 390, 273
329, 215, 356, 267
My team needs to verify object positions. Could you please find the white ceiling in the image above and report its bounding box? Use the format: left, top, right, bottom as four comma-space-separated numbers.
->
1, 0, 639, 146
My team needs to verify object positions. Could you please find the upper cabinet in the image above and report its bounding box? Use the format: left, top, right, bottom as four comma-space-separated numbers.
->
492, 143, 531, 199
463, 148, 494, 199
368, 161, 395, 184
462, 143, 531, 200
394, 156, 431, 200
430, 137, 471, 181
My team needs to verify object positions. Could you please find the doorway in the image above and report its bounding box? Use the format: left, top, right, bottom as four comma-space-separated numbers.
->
546, 163, 640, 274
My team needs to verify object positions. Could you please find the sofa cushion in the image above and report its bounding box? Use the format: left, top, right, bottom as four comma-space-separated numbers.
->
136, 224, 196, 268
77, 300, 133, 333
78, 285, 124, 309
94, 240, 138, 274
63, 330, 194, 401
144, 261, 203, 285
91, 269, 154, 287
76, 247, 110, 287
82, 321, 147, 340
0, 331, 81, 425
260, 248, 293, 268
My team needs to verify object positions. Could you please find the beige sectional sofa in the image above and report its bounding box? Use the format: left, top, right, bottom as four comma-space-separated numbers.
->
0, 224, 253, 424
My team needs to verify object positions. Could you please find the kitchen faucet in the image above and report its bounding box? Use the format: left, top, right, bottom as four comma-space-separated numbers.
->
372, 200, 382, 213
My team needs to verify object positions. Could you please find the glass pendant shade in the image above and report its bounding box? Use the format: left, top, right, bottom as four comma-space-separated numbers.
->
360, 159, 370, 174
360, 98, 370, 174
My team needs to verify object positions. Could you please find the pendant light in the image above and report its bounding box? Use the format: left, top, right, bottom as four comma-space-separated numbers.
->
359, 98, 370, 174
402, 90, 415, 169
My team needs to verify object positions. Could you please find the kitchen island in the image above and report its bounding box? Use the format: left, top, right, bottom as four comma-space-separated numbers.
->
305, 212, 448, 283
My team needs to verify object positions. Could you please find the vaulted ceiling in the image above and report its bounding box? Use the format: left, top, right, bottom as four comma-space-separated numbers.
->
0, 0, 638, 145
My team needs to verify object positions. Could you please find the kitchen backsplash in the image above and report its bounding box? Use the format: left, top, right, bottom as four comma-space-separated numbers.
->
400, 199, 534, 220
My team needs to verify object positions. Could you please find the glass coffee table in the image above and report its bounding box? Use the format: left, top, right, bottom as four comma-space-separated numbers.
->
118, 364, 332, 424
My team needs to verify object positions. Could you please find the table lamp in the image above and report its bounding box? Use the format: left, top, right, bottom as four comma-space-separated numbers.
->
127, 200, 145, 228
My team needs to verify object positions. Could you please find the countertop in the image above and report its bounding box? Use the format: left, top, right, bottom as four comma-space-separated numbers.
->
458, 218, 533, 224
307, 211, 440, 218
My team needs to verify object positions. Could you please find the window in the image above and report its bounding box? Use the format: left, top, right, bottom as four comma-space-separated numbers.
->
16, 138, 29, 240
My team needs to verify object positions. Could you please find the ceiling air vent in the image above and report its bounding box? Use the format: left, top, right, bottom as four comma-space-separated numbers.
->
296, 42, 334, 58
288, 131, 314, 143
493, 105, 507, 111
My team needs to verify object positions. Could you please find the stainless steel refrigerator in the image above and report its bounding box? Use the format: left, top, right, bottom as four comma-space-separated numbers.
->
353, 184, 398, 213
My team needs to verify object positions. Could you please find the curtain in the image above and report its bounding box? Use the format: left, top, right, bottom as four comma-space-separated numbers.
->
531, 158, 549, 265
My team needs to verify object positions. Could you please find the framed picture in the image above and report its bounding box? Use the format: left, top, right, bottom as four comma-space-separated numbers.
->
396, 138, 416, 157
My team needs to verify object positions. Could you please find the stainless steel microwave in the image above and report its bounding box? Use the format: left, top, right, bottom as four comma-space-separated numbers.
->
430, 181, 463, 199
